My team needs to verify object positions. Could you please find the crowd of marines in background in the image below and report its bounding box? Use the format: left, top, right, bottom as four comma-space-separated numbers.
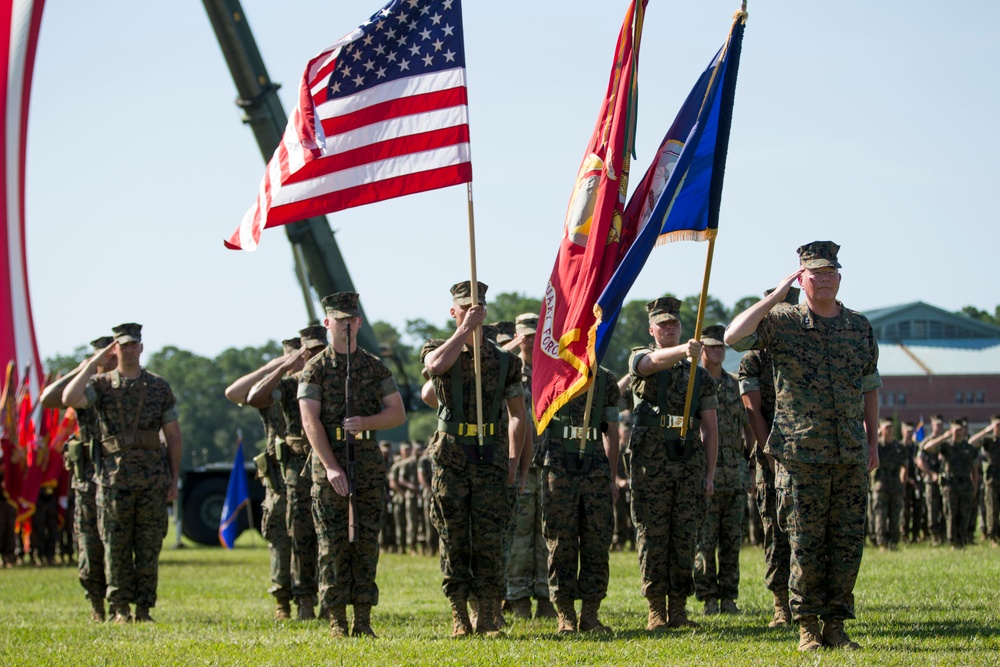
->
4, 242, 1000, 651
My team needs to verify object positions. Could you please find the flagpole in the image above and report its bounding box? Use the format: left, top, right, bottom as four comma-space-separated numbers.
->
466, 183, 485, 446
679, 235, 716, 438
577, 362, 598, 458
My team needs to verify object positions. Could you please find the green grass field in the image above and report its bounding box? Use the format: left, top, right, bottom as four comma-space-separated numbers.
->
2, 529, 999, 666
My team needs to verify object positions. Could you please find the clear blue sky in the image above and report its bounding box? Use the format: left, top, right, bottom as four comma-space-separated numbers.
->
24, 0, 1000, 361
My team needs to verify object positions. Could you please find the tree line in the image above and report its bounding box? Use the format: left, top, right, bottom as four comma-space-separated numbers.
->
43, 296, 998, 469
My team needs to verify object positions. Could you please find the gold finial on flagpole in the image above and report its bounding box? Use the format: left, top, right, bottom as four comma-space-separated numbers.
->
736, 1, 749, 24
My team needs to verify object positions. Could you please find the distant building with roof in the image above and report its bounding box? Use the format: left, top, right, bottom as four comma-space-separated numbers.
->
864, 301, 1000, 426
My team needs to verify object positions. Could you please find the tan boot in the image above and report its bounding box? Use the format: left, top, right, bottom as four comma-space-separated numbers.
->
89, 597, 106, 623
274, 598, 292, 621
474, 598, 501, 636
111, 603, 131, 624
768, 590, 791, 627
667, 595, 700, 629
822, 618, 860, 650
468, 598, 479, 629
491, 598, 506, 629
449, 598, 473, 638
535, 597, 558, 619
510, 597, 532, 620
646, 596, 668, 632
329, 605, 349, 638
297, 596, 316, 621
798, 615, 823, 652
352, 603, 376, 637
578, 599, 611, 634
553, 597, 577, 634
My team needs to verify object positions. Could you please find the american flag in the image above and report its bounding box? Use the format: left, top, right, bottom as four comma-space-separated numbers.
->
226, 0, 472, 251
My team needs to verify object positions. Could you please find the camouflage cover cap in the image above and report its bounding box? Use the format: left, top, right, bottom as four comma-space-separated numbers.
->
491, 320, 516, 343
90, 335, 114, 350
281, 337, 302, 354
797, 241, 842, 269
646, 296, 681, 323
299, 325, 328, 350
701, 324, 727, 346
950, 417, 968, 427
482, 324, 499, 343
112, 323, 142, 344
764, 286, 801, 306
515, 312, 538, 335
991, 414, 1000, 424
321, 291, 361, 318
450, 280, 488, 306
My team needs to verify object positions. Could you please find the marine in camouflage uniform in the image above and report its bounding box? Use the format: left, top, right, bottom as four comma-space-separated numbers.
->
63, 323, 182, 623
421, 281, 526, 638
737, 287, 799, 627
417, 446, 438, 555
505, 313, 553, 620
248, 326, 329, 620
224, 339, 298, 619
899, 422, 923, 543
539, 366, 619, 634
628, 296, 719, 632
41, 335, 116, 621
916, 416, 947, 544
923, 419, 980, 548
299, 291, 405, 638
694, 326, 749, 616
871, 419, 908, 550
727, 242, 880, 652
971, 416, 1000, 545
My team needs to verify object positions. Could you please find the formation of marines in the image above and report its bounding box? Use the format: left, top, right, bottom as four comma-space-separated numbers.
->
16, 240, 1000, 652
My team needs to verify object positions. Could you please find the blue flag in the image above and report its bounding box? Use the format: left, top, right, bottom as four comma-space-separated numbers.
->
915, 417, 925, 443
594, 11, 746, 362
219, 436, 250, 549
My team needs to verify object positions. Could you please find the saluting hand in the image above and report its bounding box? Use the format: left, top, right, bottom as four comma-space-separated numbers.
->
93, 343, 117, 370
774, 268, 804, 301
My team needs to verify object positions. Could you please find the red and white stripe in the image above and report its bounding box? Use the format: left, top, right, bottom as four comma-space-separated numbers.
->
226, 39, 471, 251
0, 0, 44, 397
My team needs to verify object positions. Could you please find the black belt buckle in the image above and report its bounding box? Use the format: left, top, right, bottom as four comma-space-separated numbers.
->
464, 443, 494, 465
563, 450, 593, 476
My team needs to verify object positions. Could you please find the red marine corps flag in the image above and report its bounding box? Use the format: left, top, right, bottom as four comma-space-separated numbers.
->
226, 0, 472, 251
532, 1, 647, 433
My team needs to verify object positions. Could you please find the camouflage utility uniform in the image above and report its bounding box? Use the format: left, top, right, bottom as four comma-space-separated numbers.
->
421, 337, 522, 620
731, 302, 881, 625
66, 406, 106, 609
86, 369, 177, 614
982, 434, 1000, 544
298, 345, 398, 611
540, 367, 619, 630
507, 360, 549, 611
274, 373, 318, 610
694, 370, 747, 606
628, 348, 717, 612
257, 402, 292, 608
738, 349, 791, 601
938, 440, 979, 547
871, 437, 906, 548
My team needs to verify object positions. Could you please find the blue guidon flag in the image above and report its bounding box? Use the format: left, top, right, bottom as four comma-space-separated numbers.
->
594, 9, 747, 362
219, 435, 250, 549
227, 0, 472, 251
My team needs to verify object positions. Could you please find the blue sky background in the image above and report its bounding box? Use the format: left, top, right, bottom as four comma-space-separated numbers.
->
24, 0, 999, 360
